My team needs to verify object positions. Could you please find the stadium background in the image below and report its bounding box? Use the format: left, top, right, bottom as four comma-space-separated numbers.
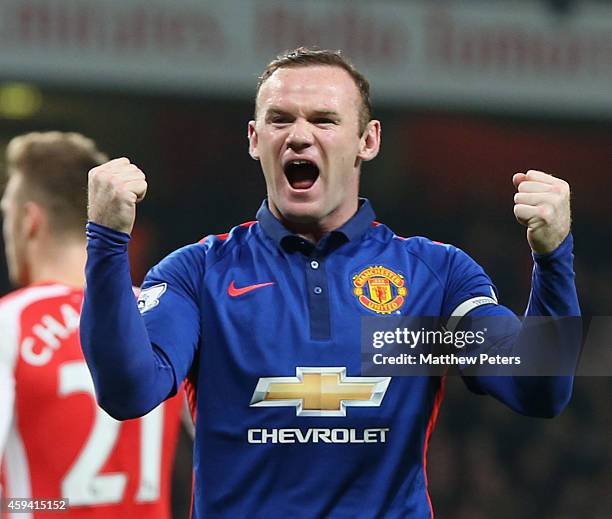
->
0, 0, 610, 517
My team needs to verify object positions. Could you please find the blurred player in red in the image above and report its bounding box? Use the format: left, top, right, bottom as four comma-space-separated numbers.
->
0, 132, 183, 518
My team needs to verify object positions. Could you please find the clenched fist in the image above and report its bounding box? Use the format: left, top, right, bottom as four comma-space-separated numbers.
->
513, 170, 571, 255
88, 157, 147, 235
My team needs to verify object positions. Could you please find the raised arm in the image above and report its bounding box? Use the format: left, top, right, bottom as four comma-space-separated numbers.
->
460, 170, 580, 417
80, 158, 175, 420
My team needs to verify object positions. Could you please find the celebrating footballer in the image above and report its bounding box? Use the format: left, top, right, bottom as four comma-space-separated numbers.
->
81, 48, 580, 518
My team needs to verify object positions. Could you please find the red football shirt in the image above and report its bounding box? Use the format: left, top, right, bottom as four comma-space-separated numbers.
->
0, 283, 183, 518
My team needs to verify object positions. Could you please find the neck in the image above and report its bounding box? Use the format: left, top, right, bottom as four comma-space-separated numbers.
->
27, 237, 88, 287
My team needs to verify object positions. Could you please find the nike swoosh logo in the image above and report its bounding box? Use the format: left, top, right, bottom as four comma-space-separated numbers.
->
227, 280, 275, 297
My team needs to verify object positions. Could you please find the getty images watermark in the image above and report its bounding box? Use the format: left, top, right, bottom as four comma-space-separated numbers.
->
369, 325, 521, 368
360, 316, 596, 376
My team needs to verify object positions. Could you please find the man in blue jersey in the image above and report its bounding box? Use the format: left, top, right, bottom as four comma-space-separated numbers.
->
80, 48, 580, 518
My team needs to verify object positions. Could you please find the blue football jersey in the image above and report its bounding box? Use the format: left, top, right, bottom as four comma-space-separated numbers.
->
138, 200, 500, 518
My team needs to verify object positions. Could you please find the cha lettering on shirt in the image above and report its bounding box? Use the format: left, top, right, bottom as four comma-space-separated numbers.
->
21, 299, 80, 367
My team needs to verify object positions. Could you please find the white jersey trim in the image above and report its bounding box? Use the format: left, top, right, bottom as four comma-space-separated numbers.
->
3, 419, 32, 518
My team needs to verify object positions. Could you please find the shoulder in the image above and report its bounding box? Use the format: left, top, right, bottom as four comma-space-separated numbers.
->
0, 284, 72, 313
199, 221, 257, 252
370, 224, 487, 288
195, 221, 259, 268
371, 223, 467, 271
164, 220, 258, 264
144, 221, 258, 288
405, 236, 480, 271
0, 284, 72, 369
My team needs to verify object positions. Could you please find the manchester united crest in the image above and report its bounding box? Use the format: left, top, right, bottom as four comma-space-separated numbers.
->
352, 266, 407, 314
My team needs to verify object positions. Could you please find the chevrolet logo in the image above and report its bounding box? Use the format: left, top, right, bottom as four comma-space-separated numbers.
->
250, 367, 391, 417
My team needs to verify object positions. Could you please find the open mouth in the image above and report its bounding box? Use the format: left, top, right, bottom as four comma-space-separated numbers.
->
284, 160, 320, 190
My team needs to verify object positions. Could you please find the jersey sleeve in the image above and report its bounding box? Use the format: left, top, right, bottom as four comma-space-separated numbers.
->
441, 246, 499, 328
82, 222, 181, 419
454, 234, 581, 417
0, 364, 14, 460
0, 300, 18, 463
139, 243, 205, 388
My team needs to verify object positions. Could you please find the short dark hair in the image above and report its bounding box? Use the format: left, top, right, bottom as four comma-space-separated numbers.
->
5, 131, 108, 235
256, 47, 372, 134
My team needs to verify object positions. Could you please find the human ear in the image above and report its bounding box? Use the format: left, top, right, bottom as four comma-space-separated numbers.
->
248, 121, 260, 161
357, 120, 381, 162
